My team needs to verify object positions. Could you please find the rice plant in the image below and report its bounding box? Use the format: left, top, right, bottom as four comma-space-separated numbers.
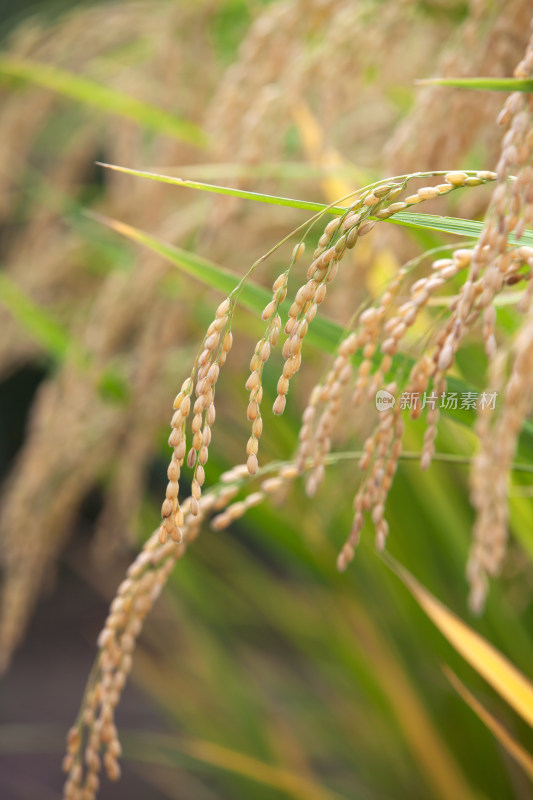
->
1, 2, 533, 799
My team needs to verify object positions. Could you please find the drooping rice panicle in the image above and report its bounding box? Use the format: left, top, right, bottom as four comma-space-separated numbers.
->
244, 244, 299, 474
63, 476, 243, 799
159, 298, 234, 541
468, 255, 533, 611
273, 171, 494, 424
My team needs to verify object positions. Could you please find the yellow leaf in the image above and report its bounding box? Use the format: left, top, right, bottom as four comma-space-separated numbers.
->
386, 555, 533, 729
291, 100, 364, 204
181, 737, 346, 800
365, 247, 399, 297
343, 603, 477, 800
292, 101, 401, 290
444, 666, 533, 781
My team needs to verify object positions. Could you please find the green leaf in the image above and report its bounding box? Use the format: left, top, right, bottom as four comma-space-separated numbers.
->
444, 667, 533, 782
416, 77, 533, 93
0, 271, 129, 403
95, 163, 533, 244
0, 56, 207, 147
0, 272, 83, 365
387, 556, 533, 729
95, 162, 345, 214
390, 213, 533, 246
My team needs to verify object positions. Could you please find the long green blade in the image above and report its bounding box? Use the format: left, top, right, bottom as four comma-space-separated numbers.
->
94, 163, 533, 244
95, 162, 341, 214
416, 77, 533, 92
0, 272, 84, 365
0, 56, 207, 147
88, 212, 340, 353
0, 271, 129, 402
390, 213, 533, 246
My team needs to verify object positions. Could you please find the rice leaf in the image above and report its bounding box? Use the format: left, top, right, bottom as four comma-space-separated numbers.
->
387, 557, 533, 729
0, 722, 345, 800
292, 99, 369, 203
0, 271, 129, 402
444, 667, 533, 781
87, 212, 342, 353
176, 735, 347, 800
391, 213, 533, 246
0, 56, 207, 146
0, 272, 85, 365
416, 77, 533, 92
343, 606, 478, 800
95, 162, 346, 214
95, 162, 533, 244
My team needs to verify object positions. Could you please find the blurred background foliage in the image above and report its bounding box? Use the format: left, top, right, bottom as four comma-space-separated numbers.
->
1, 0, 533, 798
